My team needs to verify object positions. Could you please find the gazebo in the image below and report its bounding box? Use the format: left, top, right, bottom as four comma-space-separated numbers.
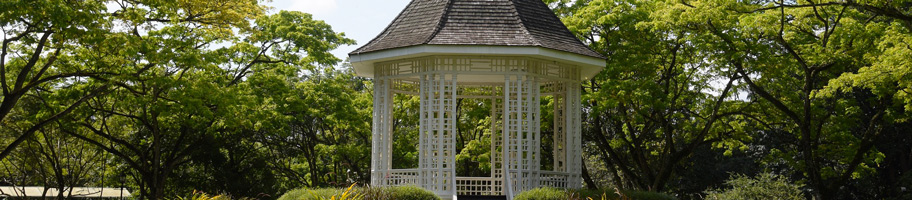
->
349, 0, 605, 199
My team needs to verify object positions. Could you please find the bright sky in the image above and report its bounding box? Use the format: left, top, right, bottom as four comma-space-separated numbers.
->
266, 0, 411, 63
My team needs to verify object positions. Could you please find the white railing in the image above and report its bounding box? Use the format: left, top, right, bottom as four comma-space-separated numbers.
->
387, 169, 420, 186
539, 171, 570, 188
384, 169, 571, 196
455, 177, 502, 196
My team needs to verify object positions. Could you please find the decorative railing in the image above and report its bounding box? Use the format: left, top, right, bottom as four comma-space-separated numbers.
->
455, 177, 502, 196
386, 169, 420, 186
383, 169, 571, 196
539, 171, 571, 188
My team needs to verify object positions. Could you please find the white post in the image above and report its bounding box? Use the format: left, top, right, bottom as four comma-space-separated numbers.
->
565, 81, 583, 188
553, 83, 567, 173
371, 78, 393, 186
418, 73, 457, 198
490, 96, 504, 196
503, 74, 540, 199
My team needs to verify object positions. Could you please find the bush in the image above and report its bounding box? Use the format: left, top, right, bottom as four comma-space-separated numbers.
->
705, 173, 804, 200
279, 185, 439, 200
621, 190, 676, 200
277, 188, 345, 200
514, 187, 570, 200
384, 186, 439, 200
577, 189, 675, 200
176, 191, 234, 200
515, 187, 675, 200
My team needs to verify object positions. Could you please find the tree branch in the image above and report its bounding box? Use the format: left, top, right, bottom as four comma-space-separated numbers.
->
0, 84, 109, 161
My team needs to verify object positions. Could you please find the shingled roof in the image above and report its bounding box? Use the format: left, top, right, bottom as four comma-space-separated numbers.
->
349, 0, 605, 59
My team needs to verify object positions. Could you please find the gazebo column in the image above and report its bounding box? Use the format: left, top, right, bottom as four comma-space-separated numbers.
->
552, 83, 567, 173
418, 73, 457, 197
490, 96, 504, 195
370, 78, 393, 186
503, 74, 540, 198
565, 82, 583, 188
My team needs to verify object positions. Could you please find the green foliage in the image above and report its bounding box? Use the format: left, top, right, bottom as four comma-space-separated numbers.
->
619, 191, 677, 200
278, 188, 345, 200
176, 191, 233, 200
515, 188, 676, 200
368, 186, 440, 200
576, 189, 675, 200
514, 187, 570, 200
559, 0, 912, 198
705, 173, 804, 200
278, 186, 439, 200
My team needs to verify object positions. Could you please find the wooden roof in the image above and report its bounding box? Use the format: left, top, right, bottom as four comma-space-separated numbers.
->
350, 0, 605, 59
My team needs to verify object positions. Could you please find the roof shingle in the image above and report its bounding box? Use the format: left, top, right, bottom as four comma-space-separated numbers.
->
350, 0, 605, 59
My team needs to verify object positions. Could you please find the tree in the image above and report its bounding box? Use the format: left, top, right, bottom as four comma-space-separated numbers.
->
0, 0, 112, 161
561, 0, 749, 192
651, 0, 908, 198
0, 92, 108, 199
257, 68, 372, 188
47, 2, 353, 199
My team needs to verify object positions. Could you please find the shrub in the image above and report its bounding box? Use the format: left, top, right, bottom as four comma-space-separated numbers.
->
576, 188, 674, 200
621, 190, 676, 200
704, 173, 804, 200
514, 187, 570, 200
384, 186, 439, 200
277, 188, 345, 200
177, 191, 232, 200
515, 187, 676, 200
280, 185, 438, 200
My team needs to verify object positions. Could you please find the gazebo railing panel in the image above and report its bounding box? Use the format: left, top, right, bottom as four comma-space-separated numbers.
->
374, 56, 581, 82
386, 169, 421, 186
455, 177, 502, 196
539, 171, 571, 189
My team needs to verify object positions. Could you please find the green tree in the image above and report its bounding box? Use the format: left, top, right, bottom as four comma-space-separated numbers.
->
39, 1, 354, 199
0, 0, 112, 161
561, 0, 749, 192
257, 68, 372, 189
650, 0, 908, 198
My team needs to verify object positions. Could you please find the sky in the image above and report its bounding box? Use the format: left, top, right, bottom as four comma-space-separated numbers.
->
266, 0, 411, 63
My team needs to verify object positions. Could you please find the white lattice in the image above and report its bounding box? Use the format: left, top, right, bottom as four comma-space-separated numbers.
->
503, 74, 541, 199
539, 171, 571, 188
369, 56, 586, 199
565, 82, 583, 188
551, 82, 567, 173
387, 169, 420, 186
490, 97, 505, 196
418, 73, 458, 197
371, 78, 393, 186
455, 177, 498, 196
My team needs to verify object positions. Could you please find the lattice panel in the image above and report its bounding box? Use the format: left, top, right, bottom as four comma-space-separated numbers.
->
503, 74, 541, 199
551, 83, 567, 172
370, 78, 393, 186
387, 169, 420, 186
539, 171, 571, 188
456, 177, 499, 196
374, 56, 581, 82
565, 82, 583, 188
418, 73, 458, 197
370, 55, 587, 197
490, 97, 504, 196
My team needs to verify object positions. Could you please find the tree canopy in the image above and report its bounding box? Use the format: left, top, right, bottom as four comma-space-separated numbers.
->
2, 0, 911, 200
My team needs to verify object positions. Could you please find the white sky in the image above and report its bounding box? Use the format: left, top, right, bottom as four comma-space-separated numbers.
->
266, 0, 411, 63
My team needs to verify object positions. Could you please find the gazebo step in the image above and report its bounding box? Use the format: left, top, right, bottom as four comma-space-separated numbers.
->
457, 195, 507, 200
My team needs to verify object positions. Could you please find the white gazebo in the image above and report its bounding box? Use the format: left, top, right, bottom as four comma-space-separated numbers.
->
349, 0, 605, 199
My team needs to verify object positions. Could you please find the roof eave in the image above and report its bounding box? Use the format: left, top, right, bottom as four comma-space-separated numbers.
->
349, 44, 605, 81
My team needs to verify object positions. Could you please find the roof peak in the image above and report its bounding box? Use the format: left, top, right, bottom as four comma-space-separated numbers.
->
350, 0, 605, 59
